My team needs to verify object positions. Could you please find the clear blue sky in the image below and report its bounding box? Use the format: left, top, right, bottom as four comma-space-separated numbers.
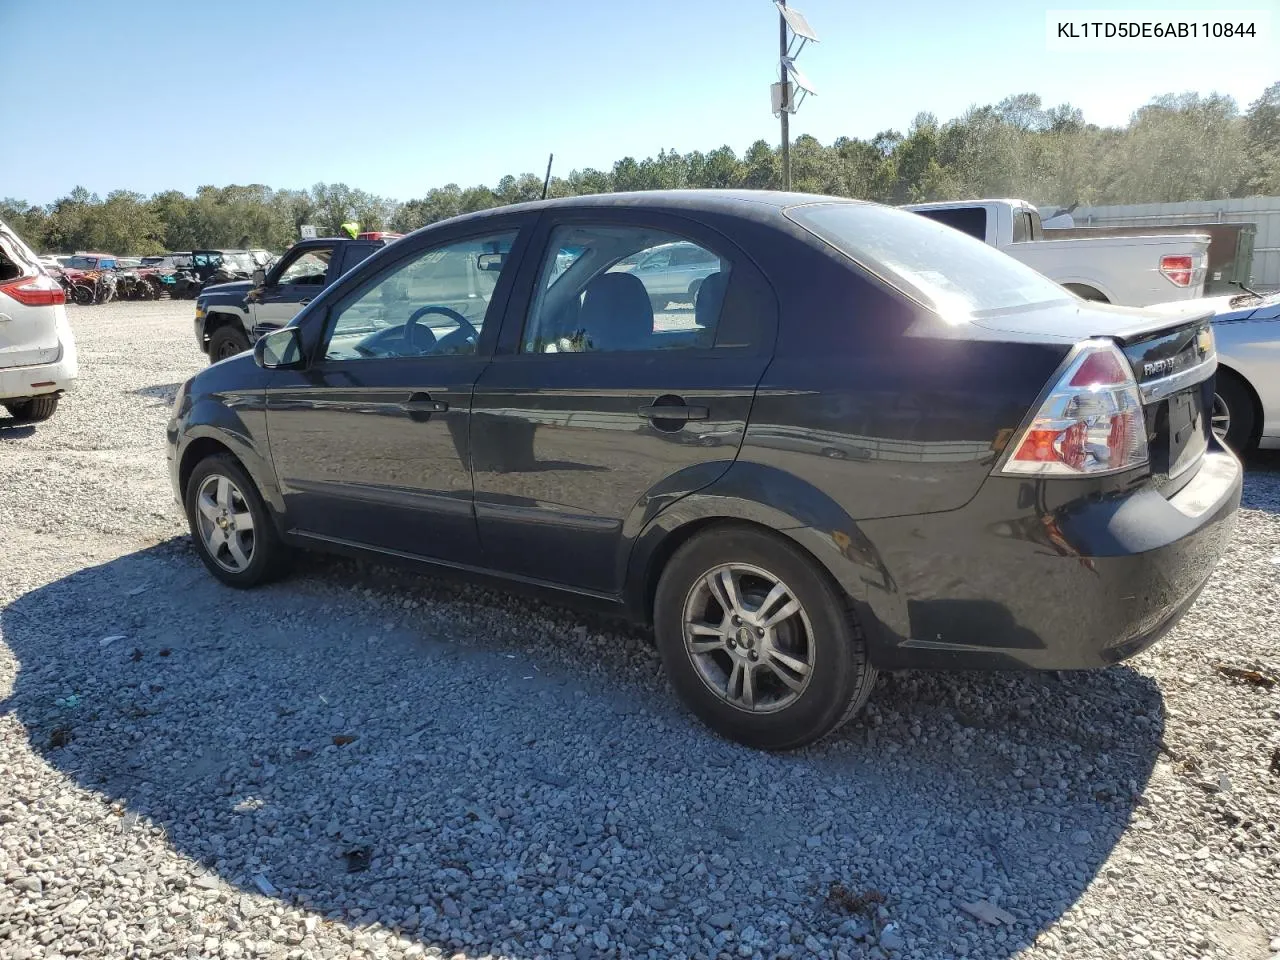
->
1, 0, 1273, 204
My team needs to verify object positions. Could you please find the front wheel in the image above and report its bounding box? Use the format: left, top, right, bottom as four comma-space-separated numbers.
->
184, 453, 290, 587
72, 285, 94, 306
207, 324, 251, 363
654, 524, 877, 750
4, 396, 59, 422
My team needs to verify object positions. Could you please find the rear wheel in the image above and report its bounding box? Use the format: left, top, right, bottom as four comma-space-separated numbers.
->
3, 396, 59, 422
1212, 370, 1257, 453
654, 524, 877, 750
184, 453, 290, 587
207, 324, 251, 363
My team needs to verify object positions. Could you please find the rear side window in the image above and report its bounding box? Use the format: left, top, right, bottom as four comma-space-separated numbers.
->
1011, 210, 1029, 243
787, 202, 1070, 318
911, 206, 988, 241
521, 225, 731, 354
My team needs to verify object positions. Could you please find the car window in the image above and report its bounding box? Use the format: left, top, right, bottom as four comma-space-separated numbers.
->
911, 206, 988, 241
672, 243, 717, 267
522, 225, 731, 354
788, 202, 1071, 317
322, 231, 517, 362
1011, 211, 1029, 243
278, 250, 331, 285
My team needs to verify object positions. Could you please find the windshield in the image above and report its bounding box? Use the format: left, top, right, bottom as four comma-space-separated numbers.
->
786, 201, 1071, 319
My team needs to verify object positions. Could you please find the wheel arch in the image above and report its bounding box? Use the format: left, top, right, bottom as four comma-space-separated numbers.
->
177, 421, 286, 525
624, 463, 897, 656
1063, 282, 1110, 303
1215, 362, 1263, 448
202, 309, 248, 346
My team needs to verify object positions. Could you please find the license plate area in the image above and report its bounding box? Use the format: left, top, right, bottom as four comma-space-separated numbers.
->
1148, 383, 1209, 496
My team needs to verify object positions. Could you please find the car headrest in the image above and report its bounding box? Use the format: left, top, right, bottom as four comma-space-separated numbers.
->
579, 272, 654, 351
695, 270, 728, 332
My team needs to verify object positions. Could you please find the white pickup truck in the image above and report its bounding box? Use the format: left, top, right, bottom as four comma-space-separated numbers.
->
903, 199, 1209, 307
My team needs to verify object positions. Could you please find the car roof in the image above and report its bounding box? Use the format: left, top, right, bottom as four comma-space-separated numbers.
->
419, 190, 866, 233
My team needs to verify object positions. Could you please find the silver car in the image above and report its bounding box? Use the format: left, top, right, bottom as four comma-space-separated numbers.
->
627, 241, 723, 311
1148, 290, 1280, 453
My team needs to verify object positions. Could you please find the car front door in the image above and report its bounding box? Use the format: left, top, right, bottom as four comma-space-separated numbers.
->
251, 244, 337, 333
262, 223, 530, 564
470, 214, 776, 595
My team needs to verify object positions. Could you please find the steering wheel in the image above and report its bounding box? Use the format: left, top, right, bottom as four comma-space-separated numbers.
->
407, 305, 478, 345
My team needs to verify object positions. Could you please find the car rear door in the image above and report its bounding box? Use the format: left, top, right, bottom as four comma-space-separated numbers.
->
0, 224, 61, 368
470, 211, 777, 596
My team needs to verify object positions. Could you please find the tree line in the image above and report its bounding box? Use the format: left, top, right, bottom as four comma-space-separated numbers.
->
4, 85, 1278, 256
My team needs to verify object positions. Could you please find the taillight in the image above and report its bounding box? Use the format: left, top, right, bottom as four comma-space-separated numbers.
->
1001, 339, 1148, 477
1160, 254, 1194, 287
0, 274, 66, 306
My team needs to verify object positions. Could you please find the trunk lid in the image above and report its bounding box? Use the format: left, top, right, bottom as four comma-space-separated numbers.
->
1117, 315, 1217, 495
0, 224, 62, 368
971, 299, 1217, 496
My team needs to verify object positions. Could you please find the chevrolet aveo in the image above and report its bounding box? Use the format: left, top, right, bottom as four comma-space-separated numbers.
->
167, 192, 1241, 750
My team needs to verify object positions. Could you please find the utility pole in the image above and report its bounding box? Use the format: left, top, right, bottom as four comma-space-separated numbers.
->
771, 1, 818, 194
779, 1, 791, 191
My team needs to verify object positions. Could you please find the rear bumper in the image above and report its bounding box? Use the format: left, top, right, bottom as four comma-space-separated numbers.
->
0, 330, 78, 402
860, 448, 1242, 671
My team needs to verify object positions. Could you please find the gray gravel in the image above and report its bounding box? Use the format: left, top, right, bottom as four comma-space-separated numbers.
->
1, 299, 1279, 960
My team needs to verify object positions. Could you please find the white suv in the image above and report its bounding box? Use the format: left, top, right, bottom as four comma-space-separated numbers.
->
0, 219, 77, 422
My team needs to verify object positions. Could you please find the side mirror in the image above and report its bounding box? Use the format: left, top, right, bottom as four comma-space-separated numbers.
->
254, 326, 304, 370
476, 252, 506, 272
252, 268, 266, 286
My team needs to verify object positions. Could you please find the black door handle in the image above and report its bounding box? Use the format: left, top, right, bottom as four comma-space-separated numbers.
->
637, 402, 709, 422
402, 393, 449, 421
299, 298, 312, 305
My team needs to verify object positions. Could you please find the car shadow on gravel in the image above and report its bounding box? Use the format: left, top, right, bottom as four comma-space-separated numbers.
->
0, 421, 37, 439
1240, 450, 1280, 512
3, 538, 1165, 959
131, 382, 184, 407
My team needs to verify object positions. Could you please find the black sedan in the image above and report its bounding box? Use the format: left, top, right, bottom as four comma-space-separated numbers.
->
166, 191, 1241, 750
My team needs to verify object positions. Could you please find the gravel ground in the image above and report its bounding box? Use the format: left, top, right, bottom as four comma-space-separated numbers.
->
1, 299, 1278, 960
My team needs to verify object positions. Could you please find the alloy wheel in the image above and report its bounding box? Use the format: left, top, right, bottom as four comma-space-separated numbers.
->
194, 474, 256, 573
1211, 392, 1231, 443
681, 562, 815, 713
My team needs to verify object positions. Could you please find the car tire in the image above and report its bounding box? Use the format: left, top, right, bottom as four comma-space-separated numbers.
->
4, 396, 59, 422
1213, 370, 1257, 453
654, 523, 877, 750
184, 453, 290, 588
207, 324, 251, 363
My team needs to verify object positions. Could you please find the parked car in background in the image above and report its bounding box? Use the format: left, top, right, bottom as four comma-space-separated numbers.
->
195, 235, 397, 361
620, 240, 722, 311
905, 199, 1210, 307
37, 256, 63, 275
1146, 289, 1280, 453
167, 191, 1240, 750
0, 219, 78, 422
